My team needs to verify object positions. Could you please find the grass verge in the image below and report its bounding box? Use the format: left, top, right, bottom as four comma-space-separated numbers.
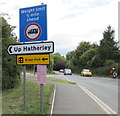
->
26, 74, 76, 85
47, 77, 76, 84
2, 79, 55, 114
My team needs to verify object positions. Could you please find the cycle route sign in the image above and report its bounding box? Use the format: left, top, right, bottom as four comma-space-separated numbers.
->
17, 54, 50, 65
19, 5, 47, 42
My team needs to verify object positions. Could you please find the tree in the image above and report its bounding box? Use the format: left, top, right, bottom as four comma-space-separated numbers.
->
66, 51, 75, 70
65, 25, 120, 77
98, 25, 118, 62
72, 41, 92, 67
1, 17, 21, 90
79, 48, 96, 68
66, 51, 74, 61
52, 53, 66, 70
66, 42, 93, 73
47, 54, 54, 71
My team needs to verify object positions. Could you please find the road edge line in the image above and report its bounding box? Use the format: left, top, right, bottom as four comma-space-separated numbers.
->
63, 75, 71, 82
77, 84, 117, 114
63, 76, 75, 83
50, 84, 56, 116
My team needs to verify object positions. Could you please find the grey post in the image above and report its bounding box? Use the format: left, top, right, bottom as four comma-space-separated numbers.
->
40, 84, 44, 113
23, 65, 26, 111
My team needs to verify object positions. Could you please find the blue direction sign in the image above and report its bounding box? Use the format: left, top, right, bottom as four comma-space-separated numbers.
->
19, 5, 47, 42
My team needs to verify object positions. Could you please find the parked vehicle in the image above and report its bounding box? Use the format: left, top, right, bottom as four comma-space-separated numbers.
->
81, 69, 92, 77
64, 69, 72, 75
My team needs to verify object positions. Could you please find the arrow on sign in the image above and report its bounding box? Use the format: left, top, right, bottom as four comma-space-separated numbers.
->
9, 46, 12, 53
42, 58, 48, 61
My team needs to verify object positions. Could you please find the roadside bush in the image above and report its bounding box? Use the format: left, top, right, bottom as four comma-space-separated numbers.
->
104, 60, 118, 68
93, 67, 111, 76
1, 17, 21, 90
92, 60, 118, 76
2, 38, 21, 90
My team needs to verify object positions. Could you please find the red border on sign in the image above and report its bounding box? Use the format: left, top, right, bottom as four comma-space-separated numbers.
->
25, 23, 42, 40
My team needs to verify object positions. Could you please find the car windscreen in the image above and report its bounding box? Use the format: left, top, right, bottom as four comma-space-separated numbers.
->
65, 69, 71, 72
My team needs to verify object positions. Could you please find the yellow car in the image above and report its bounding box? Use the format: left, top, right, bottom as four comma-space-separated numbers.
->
81, 69, 92, 77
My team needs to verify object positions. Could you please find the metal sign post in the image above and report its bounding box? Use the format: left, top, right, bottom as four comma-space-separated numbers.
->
37, 65, 46, 113
40, 84, 44, 113
23, 65, 26, 111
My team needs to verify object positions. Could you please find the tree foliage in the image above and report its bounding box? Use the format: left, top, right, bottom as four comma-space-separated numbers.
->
47, 54, 54, 71
1, 17, 21, 90
66, 25, 119, 76
98, 25, 118, 63
52, 53, 66, 71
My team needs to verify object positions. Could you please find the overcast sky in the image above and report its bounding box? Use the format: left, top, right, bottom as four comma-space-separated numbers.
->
0, 0, 119, 56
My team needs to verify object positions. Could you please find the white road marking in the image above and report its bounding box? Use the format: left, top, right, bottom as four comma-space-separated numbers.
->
63, 75, 71, 82
50, 85, 56, 116
64, 76, 117, 114
63, 75, 76, 83
77, 85, 117, 114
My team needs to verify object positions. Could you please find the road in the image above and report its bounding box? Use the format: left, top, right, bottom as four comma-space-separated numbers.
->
47, 71, 118, 114
26, 71, 118, 114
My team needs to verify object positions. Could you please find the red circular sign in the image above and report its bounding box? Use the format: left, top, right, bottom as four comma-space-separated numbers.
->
25, 23, 42, 40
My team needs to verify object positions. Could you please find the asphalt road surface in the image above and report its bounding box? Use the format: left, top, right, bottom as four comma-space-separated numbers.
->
47, 71, 119, 114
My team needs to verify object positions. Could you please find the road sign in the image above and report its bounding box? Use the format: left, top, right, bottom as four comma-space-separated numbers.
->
37, 65, 46, 84
25, 23, 42, 40
17, 54, 50, 65
19, 5, 47, 42
7, 41, 54, 55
